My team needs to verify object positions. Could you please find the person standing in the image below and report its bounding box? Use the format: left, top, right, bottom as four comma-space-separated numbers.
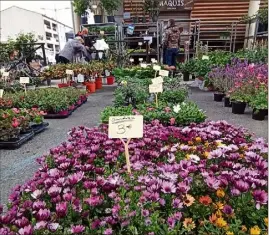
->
163, 19, 181, 67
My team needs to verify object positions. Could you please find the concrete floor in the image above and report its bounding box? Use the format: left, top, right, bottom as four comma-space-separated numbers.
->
0, 86, 115, 206
0, 86, 267, 207
189, 87, 268, 140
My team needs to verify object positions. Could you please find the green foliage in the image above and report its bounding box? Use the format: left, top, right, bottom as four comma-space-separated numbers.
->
249, 85, 268, 110
159, 89, 188, 105
194, 59, 212, 78
101, 105, 133, 123
72, 0, 89, 15
208, 50, 232, 66
235, 48, 268, 63
100, 0, 122, 15
178, 59, 196, 73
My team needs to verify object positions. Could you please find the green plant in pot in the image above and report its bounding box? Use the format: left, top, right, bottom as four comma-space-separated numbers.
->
249, 85, 268, 121
229, 86, 250, 115
178, 61, 194, 81
194, 59, 211, 81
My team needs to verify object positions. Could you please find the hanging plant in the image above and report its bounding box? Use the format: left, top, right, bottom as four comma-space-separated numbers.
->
100, 0, 122, 16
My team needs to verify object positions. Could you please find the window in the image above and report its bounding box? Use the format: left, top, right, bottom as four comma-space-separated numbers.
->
52, 23, 57, 31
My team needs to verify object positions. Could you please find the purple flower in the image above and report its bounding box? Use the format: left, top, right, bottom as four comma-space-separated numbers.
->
71, 225, 85, 234
34, 221, 47, 230
48, 186, 61, 197
234, 180, 249, 193
56, 202, 68, 218
145, 218, 152, 226
33, 201, 46, 211
84, 196, 103, 207
161, 181, 176, 194
142, 209, 149, 217
68, 172, 84, 185
222, 205, 234, 215
36, 209, 50, 221
252, 190, 268, 209
14, 217, 29, 228
103, 228, 113, 235
18, 225, 33, 235
167, 217, 176, 228
172, 198, 183, 209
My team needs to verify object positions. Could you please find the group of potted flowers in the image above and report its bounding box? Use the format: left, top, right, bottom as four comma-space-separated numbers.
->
0, 108, 46, 141
208, 60, 268, 120
101, 68, 206, 127
0, 88, 88, 117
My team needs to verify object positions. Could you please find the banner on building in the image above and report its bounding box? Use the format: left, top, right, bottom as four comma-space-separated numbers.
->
159, 0, 194, 11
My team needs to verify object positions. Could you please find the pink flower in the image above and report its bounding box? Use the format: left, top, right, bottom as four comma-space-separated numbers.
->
84, 196, 103, 206
252, 190, 268, 210
12, 119, 20, 128
48, 186, 61, 197
56, 202, 68, 218
161, 181, 176, 194
68, 172, 84, 184
34, 221, 47, 230
12, 108, 20, 114
170, 117, 176, 125
103, 228, 113, 235
36, 209, 50, 221
18, 225, 33, 235
164, 107, 171, 113
71, 225, 85, 234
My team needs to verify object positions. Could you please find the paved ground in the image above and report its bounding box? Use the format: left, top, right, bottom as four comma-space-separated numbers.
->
189, 87, 268, 140
0, 86, 115, 206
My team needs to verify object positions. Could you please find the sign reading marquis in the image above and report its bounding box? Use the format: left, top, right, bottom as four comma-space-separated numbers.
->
159, 0, 194, 11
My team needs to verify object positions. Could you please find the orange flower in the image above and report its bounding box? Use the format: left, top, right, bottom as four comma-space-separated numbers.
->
216, 189, 225, 198
209, 213, 217, 224
199, 195, 212, 205
183, 218, 196, 231
264, 218, 268, 227
203, 151, 210, 158
216, 209, 223, 218
184, 194, 195, 207
214, 202, 224, 210
241, 225, 247, 232
250, 226, 261, 235
204, 141, 209, 147
195, 137, 202, 143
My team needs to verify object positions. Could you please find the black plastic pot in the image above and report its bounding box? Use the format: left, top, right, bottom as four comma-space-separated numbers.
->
224, 96, 232, 107
107, 16, 115, 22
261, 109, 268, 116
183, 72, 189, 81
94, 15, 103, 23
214, 93, 225, 102
232, 101, 246, 114
192, 75, 195, 80
252, 109, 265, 121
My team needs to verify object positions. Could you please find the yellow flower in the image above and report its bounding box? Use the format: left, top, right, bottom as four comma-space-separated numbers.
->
191, 146, 197, 151
216, 209, 223, 218
183, 194, 195, 207
203, 151, 210, 158
204, 141, 209, 147
195, 137, 202, 143
216, 188, 225, 198
241, 225, 247, 232
215, 217, 227, 228
226, 232, 234, 235
239, 154, 245, 159
264, 218, 268, 227
186, 154, 190, 160
250, 226, 261, 235
214, 202, 224, 210
183, 218, 196, 231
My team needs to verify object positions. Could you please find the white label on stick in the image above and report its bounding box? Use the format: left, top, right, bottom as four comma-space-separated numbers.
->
141, 63, 147, 68
153, 65, 161, 71
77, 74, 84, 82
2, 72, 9, 77
149, 83, 163, 93
139, 58, 143, 62
130, 58, 134, 62
109, 115, 143, 139
105, 70, 110, 76
0, 89, 3, 98
159, 70, 169, 77
202, 55, 209, 60
66, 69, 74, 75
20, 77, 30, 84
152, 76, 163, 84
100, 31, 105, 35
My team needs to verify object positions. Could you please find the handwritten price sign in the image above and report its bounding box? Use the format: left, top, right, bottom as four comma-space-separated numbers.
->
20, 77, 30, 84
159, 70, 169, 77
152, 76, 163, 85
149, 83, 163, 93
66, 69, 74, 75
109, 115, 143, 139
153, 65, 161, 71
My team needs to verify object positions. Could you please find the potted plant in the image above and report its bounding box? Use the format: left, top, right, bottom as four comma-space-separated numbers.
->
229, 87, 249, 114
178, 61, 192, 81
249, 85, 268, 121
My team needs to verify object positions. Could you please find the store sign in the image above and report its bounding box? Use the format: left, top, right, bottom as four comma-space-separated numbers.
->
159, 0, 194, 11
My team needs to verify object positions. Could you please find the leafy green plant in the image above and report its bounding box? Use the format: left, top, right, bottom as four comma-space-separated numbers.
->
178, 59, 196, 74
159, 89, 188, 105
249, 85, 268, 111
194, 59, 212, 78
101, 105, 133, 123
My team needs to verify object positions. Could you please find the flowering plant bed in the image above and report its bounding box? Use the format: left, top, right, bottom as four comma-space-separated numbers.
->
0, 121, 267, 234
0, 88, 87, 116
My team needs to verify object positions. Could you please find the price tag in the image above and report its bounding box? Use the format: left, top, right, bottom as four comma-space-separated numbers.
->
141, 63, 147, 68
159, 70, 169, 77
77, 74, 84, 83
130, 58, 134, 62
100, 31, 105, 35
0, 69, 5, 74
105, 70, 110, 76
138, 42, 143, 46
153, 65, 161, 71
66, 69, 74, 75
152, 76, 163, 84
149, 83, 163, 93
0, 89, 3, 98
139, 58, 143, 62
202, 55, 209, 60
2, 72, 9, 77
20, 77, 30, 84
109, 115, 143, 139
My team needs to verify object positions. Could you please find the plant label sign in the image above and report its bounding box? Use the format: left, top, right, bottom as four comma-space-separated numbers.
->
130, 58, 134, 62
66, 69, 74, 75
153, 65, 161, 71
109, 115, 143, 139
100, 31, 105, 35
20, 77, 30, 84
152, 76, 163, 84
202, 55, 209, 60
149, 83, 163, 93
0, 89, 3, 98
2, 72, 9, 77
139, 58, 143, 62
105, 70, 110, 76
159, 70, 169, 77
141, 63, 147, 68
77, 74, 84, 83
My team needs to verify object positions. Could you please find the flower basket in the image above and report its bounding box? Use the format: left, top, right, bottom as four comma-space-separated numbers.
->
106, 76, 114, 85
86, 82, 96, 93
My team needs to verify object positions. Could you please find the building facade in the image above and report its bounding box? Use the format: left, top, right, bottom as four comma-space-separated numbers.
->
0, 6, 73, 62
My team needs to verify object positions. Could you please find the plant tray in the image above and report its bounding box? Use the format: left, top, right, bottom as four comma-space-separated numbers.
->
44, 110, 72, 119
31, 122, 49, 134
0, 132, 34, 149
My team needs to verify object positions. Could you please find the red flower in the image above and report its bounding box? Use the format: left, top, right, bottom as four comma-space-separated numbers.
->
12, 119, 20, 128
170, 118, 176, 125
199, 195, 212, 205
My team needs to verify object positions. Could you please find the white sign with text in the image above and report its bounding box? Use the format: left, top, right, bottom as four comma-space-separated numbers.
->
66, 69, 74, 75
159, 70, 169, 77
149, 83, 163, 93
20, 77, 30, 84
152, 76, 164, 84
0, 89, 3, 98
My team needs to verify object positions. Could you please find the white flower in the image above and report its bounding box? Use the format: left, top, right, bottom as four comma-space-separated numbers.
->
189, 154, 200, 163
173, 104, 181, 113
